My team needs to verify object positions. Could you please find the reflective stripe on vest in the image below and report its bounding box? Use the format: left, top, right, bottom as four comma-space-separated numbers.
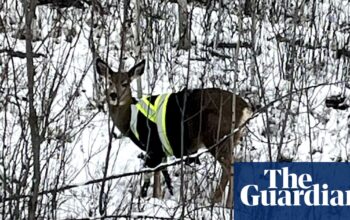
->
130, 94, 174, 157
135, 97, 157, 123
155, 94, 173, 157
130, 105, 139, 140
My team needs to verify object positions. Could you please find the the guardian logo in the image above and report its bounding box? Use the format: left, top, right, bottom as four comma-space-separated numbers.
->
241, 167, 350, 207
234, 163, 350, 220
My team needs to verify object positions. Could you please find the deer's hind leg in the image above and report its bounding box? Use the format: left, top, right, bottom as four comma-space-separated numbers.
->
213, 140, 232, 204
203, 135, 232, 205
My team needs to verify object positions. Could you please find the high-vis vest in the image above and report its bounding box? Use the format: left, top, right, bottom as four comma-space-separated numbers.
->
130, 94, 174, 156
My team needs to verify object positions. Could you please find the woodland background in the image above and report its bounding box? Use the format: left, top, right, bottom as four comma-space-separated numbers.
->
0, 0, 350, 219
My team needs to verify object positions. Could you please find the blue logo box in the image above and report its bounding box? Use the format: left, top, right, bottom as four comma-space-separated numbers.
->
234, 163, 350, 220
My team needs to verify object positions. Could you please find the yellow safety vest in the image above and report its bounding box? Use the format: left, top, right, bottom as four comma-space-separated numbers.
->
130, 94, 173, 156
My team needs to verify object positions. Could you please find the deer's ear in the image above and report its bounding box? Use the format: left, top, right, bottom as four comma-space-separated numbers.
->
128, 60, 145, 80
95, 58, 112, 76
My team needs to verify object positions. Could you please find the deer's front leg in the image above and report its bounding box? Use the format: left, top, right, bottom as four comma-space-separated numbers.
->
141, 172, 152, 197
140, 152, 163, 198
161, 169, 173, 195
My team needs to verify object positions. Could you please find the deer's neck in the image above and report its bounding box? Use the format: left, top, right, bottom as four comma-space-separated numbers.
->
109, 103, 131, 135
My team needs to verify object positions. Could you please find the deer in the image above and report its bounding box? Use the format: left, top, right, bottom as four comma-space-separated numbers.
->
95, 58, 252, 206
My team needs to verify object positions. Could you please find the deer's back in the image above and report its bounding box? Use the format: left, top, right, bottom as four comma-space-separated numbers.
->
166, 88, 251, 157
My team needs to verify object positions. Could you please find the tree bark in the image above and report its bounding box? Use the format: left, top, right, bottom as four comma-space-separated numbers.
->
177, 0, 191, 50
24, 0, 42, 219
153, 171, 161, 198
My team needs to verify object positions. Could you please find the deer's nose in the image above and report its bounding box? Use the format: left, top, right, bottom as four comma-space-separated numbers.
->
109, 93, 118, 100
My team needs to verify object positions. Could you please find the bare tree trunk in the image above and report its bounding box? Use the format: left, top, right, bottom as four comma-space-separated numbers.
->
227, 0, 244, 210
276, 1, 298, 161
134, 0, 143, 99
24, 0, 41, 219
177, 0, 190, 50
153, 172, 161, 198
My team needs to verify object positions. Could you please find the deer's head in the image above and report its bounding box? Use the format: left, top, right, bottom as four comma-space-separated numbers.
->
95, 58, 145, 106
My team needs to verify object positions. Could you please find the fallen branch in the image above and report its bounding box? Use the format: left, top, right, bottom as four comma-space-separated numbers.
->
0, 49, 46, 59
37, 0, 90, 9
